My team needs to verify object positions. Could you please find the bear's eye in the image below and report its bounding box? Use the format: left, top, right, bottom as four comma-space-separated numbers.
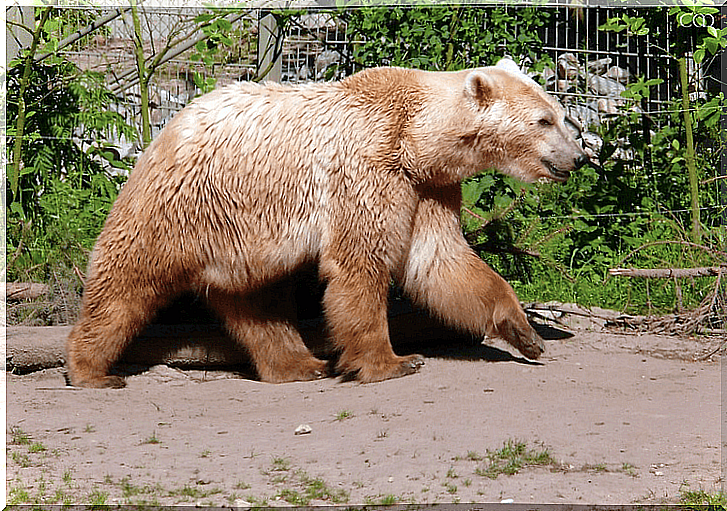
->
538, 117, 554, 127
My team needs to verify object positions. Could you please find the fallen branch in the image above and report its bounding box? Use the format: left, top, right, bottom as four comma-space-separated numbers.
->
6, 282, 50, 301
609, 266, 726, 278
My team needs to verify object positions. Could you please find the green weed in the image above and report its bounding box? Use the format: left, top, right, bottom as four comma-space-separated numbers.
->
8, 482, 31, 505
87, 488, 109, 506
11, 451, 31, 467
621, 463, 638, 477
10, 426, 31, 445
168, 484, 222, 502
142, 432, 161, 445
466, 450, 484, 461
680, 487, 727, 508
28, 441, 47, 453
366, 494, 398, 505
335, 409, 354, 421
271, 456, 291, 472
475, 439, 556, 479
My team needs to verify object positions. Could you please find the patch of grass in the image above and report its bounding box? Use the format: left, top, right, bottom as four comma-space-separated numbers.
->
244, 494, 269, 507
87, 488, 109, 506
466, 450, 484, 461
463, 478, 472, 487
52, 488, 74, 505
335, 409, 354, 421
276, 488, 306, 505
474, 439, 556, 479
446, 467, 458, 479
84, 424, 96, 433
119, 477, 164, 499
28, 441, 47, 453
376, 429, 389, 439
10, 426, 32, 445
168, 484, 222, 502
142, 432, 161, 445
621, 463, 638, 477
582, 463, 608, 473
271, 456, 291, 472
270, 474, 288, 484
235, 481, 252, 490
298, 471, 349, 504
11, 451, 32, 467
8, 483, 31, 505
680, 488, 727, 508
366, 494, 398, 505
267, 463, 348, 505
443, 481, 457, 494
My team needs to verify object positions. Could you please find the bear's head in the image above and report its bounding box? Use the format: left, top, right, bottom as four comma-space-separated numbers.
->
403, 59, 588, 186
461, 58, 588, 183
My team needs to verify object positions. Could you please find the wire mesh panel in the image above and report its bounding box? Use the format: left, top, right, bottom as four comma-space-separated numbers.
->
279, 12, 352, 83
538, 8, 677, 125
46, 6, 704, 162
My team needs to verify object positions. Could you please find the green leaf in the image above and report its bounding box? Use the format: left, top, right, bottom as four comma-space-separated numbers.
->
693, 48, 705, 64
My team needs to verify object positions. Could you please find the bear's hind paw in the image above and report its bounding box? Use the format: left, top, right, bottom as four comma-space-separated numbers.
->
71, 375, 127, 389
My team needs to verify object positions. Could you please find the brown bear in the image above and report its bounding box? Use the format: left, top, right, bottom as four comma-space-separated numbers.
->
66, 58, 587, 388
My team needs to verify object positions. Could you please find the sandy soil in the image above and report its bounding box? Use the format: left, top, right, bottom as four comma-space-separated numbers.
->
5, 319, 723, 507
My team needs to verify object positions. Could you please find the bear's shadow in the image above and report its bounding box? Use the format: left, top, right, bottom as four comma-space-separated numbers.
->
119, 289, 571, 380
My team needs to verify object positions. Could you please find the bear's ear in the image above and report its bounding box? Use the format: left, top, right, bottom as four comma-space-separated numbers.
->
495, 58, 523, 76
463, 71, 497, 107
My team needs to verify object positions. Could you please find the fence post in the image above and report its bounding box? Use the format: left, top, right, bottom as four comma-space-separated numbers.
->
257, 10, 282, 82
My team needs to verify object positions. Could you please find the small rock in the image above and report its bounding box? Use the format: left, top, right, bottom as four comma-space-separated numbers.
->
294, 424, 312, 435
233, 499, 253, 510
501, 498, 514, 504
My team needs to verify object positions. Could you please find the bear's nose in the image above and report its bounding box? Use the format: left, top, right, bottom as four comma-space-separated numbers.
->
574, 153, 589, 169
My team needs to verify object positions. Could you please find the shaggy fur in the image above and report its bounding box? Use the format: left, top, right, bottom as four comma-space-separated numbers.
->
66, 60, 587, 388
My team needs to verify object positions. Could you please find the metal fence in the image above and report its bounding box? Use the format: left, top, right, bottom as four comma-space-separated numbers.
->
45, 6, 703, 157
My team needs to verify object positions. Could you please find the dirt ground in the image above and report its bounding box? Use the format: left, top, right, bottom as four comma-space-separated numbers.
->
5, 315, 724, 507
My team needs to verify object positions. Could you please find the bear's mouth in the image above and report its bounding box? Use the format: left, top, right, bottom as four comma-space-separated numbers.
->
542, 160, 570, 182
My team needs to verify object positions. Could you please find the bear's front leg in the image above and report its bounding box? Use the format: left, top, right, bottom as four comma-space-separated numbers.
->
322, 259, 424, 383
402, 184, 544, 359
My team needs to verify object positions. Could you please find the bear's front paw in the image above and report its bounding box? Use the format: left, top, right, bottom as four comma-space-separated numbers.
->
343, 354, 425, 384
497, 319, 545, 360
517, 333, 545, 360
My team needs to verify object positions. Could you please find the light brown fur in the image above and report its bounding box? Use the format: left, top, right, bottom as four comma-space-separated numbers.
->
66, 60, 587, 387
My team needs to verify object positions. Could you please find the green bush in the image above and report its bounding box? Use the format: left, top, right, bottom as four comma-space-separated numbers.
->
6, 59, 133, 282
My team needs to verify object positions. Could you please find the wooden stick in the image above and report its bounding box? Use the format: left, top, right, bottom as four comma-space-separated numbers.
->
609, 266, 726, 278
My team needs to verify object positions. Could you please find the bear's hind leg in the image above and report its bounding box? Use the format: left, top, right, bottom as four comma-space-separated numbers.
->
206, 288, 328, 383
67, 291, 165, 388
